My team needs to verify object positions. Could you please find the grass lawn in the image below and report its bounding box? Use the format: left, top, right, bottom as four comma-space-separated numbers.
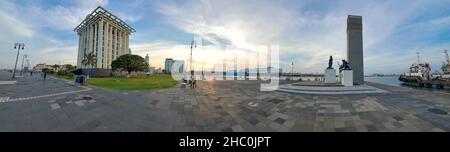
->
59, 75, 75, 81
87, 74, 178, 90
49, 73, 75, 81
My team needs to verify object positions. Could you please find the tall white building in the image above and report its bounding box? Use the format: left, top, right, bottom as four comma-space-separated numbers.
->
145, 54, 150, 66
74, 6, 135, 69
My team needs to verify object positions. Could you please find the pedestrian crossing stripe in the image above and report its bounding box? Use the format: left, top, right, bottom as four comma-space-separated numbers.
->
0, 86, 91, 103
1, 75, 91, 103
0, 97, 10, 102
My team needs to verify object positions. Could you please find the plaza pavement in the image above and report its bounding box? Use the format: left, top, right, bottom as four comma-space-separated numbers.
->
0, 71, 12, 81
0, 70, 16, 85
0, 70, 450, 132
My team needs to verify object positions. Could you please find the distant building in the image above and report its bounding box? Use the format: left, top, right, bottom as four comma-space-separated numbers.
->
164, 58, 184, 74
164, 58, 173, 73
33, 63, 50, 72
144, 54, 153, 73
148, 66, 156, 74
173, 60, 185, 74
74, 6, 135, 69
33, 63, 74, 72
157, 67, 162, 73
58, 64, 75, 71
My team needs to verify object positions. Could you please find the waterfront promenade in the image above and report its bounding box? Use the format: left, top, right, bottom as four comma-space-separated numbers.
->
0, 70, 449, 132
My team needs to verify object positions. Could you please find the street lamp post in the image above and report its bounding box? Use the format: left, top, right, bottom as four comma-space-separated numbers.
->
21, 54, 27, 76
190, 40, 197, 80
13, 43, 25, 79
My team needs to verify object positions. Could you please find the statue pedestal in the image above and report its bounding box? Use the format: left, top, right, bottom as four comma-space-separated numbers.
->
342, 70, 353, 86
324, 69, 336, 84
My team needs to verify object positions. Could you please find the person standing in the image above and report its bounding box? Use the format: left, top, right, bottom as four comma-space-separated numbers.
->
192, 78, 197, 88
43, 72, 47, 81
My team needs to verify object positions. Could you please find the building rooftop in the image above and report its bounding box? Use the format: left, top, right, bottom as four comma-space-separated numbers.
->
74, 6, 136, 33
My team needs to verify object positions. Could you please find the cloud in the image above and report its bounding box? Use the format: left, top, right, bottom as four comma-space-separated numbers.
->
0, 1, 34, 39
0, 11, 34, 38
156, 0, 450, 74
34, 46, 78, 65
157, 0, 297, 47
157, 0, 343, 73
115, 12, 143, 22
31, 0, 109, 31
130, 40, 270, 70
130, 41, 225, 69
0, 0, 110, 69
2, 0, 450, 74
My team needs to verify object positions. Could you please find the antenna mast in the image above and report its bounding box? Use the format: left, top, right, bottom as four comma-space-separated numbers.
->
291, 59, 294, 74
416, 52, 421, 65
445, 49, 449, 64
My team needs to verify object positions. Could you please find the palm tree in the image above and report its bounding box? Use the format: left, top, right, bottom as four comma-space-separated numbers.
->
82, 52, 97, 68
81, 52, 97, 78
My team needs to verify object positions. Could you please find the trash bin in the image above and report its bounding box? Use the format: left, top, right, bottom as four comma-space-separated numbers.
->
75, 75, 86, 85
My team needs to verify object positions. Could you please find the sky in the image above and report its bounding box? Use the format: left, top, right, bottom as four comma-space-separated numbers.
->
1, 0, 450, 74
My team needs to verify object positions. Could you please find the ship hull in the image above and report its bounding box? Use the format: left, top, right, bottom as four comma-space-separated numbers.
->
398, 75, 421, 83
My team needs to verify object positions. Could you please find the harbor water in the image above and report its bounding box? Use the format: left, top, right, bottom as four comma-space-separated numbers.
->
365, 76, 403, 87
365, 76, 450, 93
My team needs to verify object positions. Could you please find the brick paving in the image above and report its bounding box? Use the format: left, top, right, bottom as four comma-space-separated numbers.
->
1, 70, 450, 132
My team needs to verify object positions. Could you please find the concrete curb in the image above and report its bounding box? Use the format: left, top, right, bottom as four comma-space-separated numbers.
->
277, 83, 387, 95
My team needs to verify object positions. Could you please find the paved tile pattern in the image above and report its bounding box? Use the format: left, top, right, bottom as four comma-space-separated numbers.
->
1, 70, 450, 132
0, 72, 85, 99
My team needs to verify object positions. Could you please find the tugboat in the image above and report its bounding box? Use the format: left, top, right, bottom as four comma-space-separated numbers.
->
398, 52, 430, 84
399, 50, 450, 89
398, 64, 422, 83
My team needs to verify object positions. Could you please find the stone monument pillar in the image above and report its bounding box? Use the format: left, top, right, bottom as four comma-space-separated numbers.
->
347, 15, 364, 85
340, 60, 353, 86
342, 70, 353, 86
324, 69, 336, 84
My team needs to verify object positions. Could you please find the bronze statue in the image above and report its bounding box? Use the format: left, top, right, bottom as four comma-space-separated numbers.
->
340, 60, 351, 70
327, 56, 333, 69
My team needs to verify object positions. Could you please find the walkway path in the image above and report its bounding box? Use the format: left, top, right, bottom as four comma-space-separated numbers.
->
1, 73, 449, 132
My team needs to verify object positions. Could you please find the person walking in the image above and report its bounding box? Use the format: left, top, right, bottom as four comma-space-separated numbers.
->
192, 79, 197, 88
43, 72, 47, 81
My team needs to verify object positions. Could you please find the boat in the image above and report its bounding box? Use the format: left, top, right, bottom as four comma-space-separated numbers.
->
398, 63, 427, 83
398, 50, 450, 89
398, 52, 429, 83
433, 50, 450, 80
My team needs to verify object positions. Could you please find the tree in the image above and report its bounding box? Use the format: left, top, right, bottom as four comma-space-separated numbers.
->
81, 52, 97, 79
65, 64, 75, 71
81, 52, 97, 68
51, 64, 59, 71
111, 54, 148, 76
42, 68, 51, 74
